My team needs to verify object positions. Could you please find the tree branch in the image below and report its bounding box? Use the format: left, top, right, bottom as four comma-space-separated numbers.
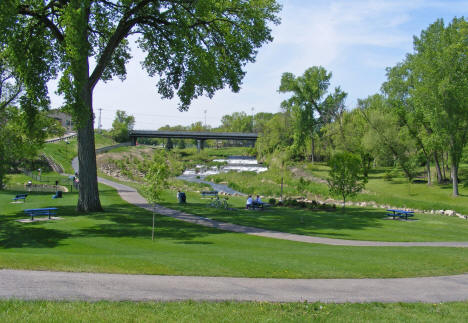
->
89, 0, 153, 89
18, 5, 65, 43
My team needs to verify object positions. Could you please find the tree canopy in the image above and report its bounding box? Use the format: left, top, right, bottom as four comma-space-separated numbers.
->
327, 152, 367, 207
1, 0, 281, 211
278, 66, 347, 161
110, 110, 135, 143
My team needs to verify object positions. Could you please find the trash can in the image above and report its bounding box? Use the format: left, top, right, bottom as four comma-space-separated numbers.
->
178, 192, 186, 204
53, 191, 63, 199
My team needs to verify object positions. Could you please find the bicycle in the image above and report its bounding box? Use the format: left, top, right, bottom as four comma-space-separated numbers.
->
208, 196, 229, 209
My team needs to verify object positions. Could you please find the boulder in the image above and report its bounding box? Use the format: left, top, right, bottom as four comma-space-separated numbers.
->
445, 210, 455, 216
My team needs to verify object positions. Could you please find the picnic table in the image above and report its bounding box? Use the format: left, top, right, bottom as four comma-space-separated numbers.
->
12, 194, 28, 202
24, 208, 58, 220
249, 201, 270, 210
387, 209, 414, 220
201, 191, 218, 197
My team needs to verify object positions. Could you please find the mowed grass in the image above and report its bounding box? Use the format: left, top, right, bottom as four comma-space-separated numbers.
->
1, 300, 468, 322
2, 179, 468, 279
158, 190, 468, 242
305, 163, 468, 214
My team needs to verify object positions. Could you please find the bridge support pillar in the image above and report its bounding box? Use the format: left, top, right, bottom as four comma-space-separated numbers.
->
197, 139, 205, 152
131, 136, 137, 146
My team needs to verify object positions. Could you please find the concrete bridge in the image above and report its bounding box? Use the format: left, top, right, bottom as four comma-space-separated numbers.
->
129, 130, 258, 151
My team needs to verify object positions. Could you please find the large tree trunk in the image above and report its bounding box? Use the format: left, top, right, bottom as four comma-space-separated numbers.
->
77, 108, 102, 212
433, 152, 443, 184
76, 64, 102, 212
68, 0, 102, 212
451, 161, 459, 196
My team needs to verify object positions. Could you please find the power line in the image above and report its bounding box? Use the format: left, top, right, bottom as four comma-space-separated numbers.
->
98, 108, 219, 120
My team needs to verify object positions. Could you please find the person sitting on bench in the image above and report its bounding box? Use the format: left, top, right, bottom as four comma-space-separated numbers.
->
246, 195, 253, 209
253, 195, 264, 209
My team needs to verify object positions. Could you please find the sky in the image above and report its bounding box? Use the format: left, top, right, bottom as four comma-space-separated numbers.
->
49, 0, 468, 130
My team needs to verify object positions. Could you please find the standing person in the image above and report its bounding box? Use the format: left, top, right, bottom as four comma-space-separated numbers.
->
246, 195, 253, 209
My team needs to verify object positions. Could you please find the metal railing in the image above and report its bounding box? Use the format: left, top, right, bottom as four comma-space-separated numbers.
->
23, 170, 79, 192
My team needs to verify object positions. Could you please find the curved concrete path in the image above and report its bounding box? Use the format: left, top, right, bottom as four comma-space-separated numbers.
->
2, 269, 468, 303
97, 177, 468, 248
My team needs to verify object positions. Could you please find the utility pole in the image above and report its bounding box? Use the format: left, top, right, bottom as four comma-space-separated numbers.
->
251, 107, 255, 132
204, 109, 207, 128
97, 108, 103, 133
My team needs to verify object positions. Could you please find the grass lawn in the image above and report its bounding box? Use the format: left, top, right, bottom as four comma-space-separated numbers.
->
41, 133, 116, 174
2, 178, 468, 279
305, 163, 468, 214
158, 190, 468, 242
1, 300, 468, 322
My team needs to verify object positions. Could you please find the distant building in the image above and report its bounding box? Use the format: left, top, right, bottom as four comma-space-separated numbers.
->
48, 110, 74, 133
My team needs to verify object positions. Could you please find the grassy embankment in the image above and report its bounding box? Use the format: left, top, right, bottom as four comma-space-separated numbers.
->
41, 133, 116, 174
1, 300, 468, 322
2, 175, 468, 278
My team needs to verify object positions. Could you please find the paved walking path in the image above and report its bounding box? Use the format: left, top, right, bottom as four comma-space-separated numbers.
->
2, 269, 468, 303
97, 177, 468, 248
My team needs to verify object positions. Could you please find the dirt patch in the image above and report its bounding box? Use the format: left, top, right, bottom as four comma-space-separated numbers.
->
290, 167, 327, 184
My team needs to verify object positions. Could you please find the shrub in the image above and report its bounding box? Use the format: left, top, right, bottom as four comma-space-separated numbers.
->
384, 170, 394, 181
328, 152, 367, 208
268, 197, 276, 205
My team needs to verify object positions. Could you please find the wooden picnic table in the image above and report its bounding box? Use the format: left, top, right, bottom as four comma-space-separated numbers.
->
387, 209, 414, 220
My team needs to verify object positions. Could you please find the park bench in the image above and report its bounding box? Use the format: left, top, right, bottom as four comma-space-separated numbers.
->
250, 201, 270, 210
12, 194, 28, 202
201, 191, 218, 197
24, 208, 58, 220
387, 209, 414, 220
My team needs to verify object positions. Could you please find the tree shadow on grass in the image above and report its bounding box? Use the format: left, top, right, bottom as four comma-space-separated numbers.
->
159, 201, 386, 239
0, 216, 72, 249
78, 202, 227, 242
0, 191, 78, 249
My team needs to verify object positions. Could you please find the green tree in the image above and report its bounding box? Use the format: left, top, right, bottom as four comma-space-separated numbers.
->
252, 112, 274, 133
359, 94, 419, 182
143, 151, 170, 241
278, 66, 346, 161
321, 109, 372, 177
327, 152, 367, 208
110, 110, 135, 143
255, 112, 293, 159
165, 137, 173, 150
0, 58, 60, 188
410, 18, 468, 196
220, 111, 253, 133
2, 0, 280, 211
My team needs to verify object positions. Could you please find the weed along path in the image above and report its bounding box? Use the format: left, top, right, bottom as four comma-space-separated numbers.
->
97, 177, 468, 248
2, 269, 468, 303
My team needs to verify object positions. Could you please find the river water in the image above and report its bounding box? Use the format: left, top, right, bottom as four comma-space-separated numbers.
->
177, 156, 266, 195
